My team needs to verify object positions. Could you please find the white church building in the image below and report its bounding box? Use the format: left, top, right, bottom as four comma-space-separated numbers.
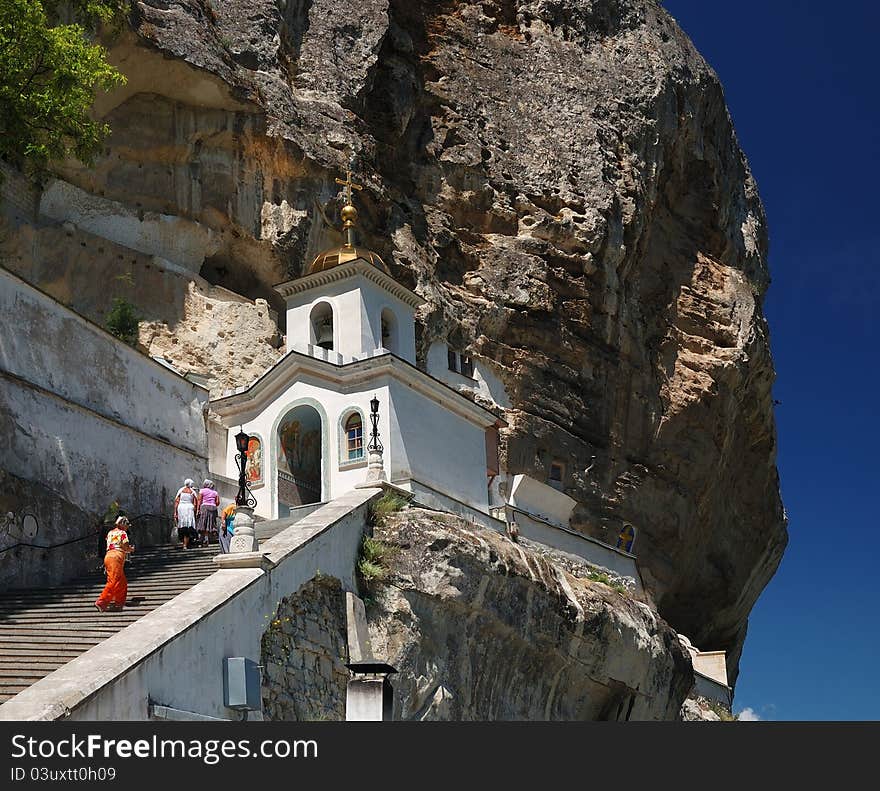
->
209, 177, 503, 521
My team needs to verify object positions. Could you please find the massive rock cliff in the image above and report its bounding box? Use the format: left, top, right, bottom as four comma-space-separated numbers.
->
258, 507, 693, 720
365, 508, 692, 720
0, 0, 786, 682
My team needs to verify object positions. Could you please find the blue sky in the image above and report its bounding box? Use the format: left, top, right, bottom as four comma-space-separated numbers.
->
663, 1, 880, 720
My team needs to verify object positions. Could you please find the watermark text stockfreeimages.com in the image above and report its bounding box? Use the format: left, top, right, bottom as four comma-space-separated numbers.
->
10, 733, 318, 766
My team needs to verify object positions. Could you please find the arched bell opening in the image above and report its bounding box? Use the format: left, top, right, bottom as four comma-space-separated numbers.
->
380, 307, 398, 355
309, 301, 334, 351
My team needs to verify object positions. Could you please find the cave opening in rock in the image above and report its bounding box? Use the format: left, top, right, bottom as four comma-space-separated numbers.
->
200, 254, 288, 332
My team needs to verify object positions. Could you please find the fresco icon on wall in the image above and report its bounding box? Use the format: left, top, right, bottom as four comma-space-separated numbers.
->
278, 411, 321, 488
616, 524, 636, 554
245, 436, 263, 486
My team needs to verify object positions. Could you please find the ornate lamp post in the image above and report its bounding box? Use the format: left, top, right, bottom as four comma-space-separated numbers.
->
364, 395, 387, 484
368, 395, 383, 455
230, 428, 259, 553
234, 429, 257, 508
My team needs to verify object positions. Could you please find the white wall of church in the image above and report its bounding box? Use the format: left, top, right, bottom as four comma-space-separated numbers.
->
0, 268, 209, 518
388, 379, 490, 513
285, 274, 416, 364
426, 341, 511, 409
219, 379, 393, 519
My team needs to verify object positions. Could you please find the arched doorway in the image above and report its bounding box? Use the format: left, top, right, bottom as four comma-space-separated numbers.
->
276, 404, 323, 515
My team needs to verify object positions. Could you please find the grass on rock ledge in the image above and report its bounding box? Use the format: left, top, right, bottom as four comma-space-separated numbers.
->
358, 491, 408, 586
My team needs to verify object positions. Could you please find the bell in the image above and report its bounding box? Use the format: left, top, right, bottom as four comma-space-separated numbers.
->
316, 318, 333, 349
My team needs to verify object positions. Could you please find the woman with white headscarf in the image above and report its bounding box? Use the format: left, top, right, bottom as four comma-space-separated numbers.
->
174, 478, 197, 549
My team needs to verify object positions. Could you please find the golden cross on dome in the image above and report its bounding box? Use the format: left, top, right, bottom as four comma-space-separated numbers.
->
335, 170, 363, 205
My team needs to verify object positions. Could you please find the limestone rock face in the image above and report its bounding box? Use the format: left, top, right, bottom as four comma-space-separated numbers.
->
0, 0, 786, 681
679, 694, 730, 722
366, 509, 693, 720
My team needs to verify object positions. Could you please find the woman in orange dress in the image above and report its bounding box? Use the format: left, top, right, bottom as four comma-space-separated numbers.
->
95, 516, 135, 612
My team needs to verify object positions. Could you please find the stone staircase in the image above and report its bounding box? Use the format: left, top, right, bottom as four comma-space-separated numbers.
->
0, 544, 220, 704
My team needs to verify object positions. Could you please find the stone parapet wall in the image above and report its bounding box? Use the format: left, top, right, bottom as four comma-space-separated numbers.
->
0, 268, 209, 538
0, 469, 98, 591
0, 267, 208, 458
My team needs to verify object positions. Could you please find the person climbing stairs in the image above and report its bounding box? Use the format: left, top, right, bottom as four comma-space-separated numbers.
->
0, 543, 220, 703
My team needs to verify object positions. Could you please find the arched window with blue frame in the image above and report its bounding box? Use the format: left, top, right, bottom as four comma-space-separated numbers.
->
343, 411, 364, 463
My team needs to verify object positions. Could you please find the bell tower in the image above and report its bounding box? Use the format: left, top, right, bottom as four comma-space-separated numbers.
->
275, 172, 423, 364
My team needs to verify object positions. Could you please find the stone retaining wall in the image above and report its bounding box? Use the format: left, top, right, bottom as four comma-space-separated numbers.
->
261, 576, 348, 721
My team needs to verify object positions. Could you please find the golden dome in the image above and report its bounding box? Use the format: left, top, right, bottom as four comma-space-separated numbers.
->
308, 243, 391, 276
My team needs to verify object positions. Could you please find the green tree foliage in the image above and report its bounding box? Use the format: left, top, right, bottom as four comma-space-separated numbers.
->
0, 0, 126, 177
105, 296, 139, 345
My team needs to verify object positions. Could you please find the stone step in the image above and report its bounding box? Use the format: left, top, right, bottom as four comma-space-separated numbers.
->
0, 609, 168, 621
0, 667, 55, 680
4, 564, 218, 583
0, 590, 189, 604
0, 629, 117, 639
0, 580, 214, 601
3, 640, 101, 662
0, 596, 182, 609
0, 636, 101, 647
0, 588, 196, 611
0, 663, 64, 674
0, 613, 160, 623
0, 595, 190, 609
0, 559, 218, 589
0, 647, 93, 658
0, 607, 176, 619
0, 654, 67, 663
0, 628, 105, 638
0, 684, 30, 696
0, 591, 192, 606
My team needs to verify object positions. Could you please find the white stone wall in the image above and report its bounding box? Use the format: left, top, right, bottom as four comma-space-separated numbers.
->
506, 509, 644, 595
692, 651, 728, 687
388, 379, 490, 513
507, 474, 577, 529
39, 180, 219, 272
0, 268, 209, 517
285, 273, 416, 364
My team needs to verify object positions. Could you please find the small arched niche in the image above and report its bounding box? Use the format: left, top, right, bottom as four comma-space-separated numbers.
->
309, 302, 334, 351
380, 307, 398, 354
616, 524, 636, 553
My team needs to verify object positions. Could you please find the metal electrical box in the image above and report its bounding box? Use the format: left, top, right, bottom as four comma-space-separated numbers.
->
223, 657, 262, 711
